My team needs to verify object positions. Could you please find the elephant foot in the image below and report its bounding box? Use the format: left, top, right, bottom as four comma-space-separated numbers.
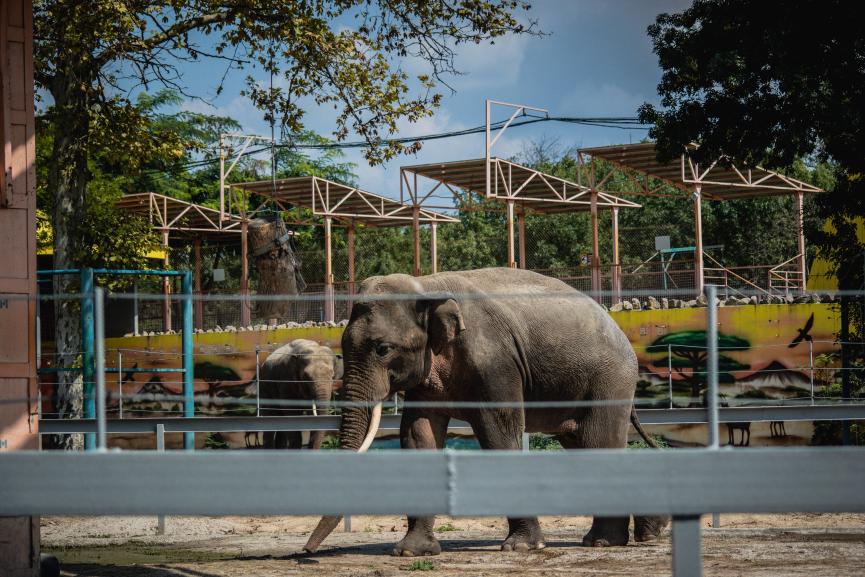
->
501, 518, 545, 552
392, 533, 441, 557
634, 515, 669, 543
582, 517, 629, 547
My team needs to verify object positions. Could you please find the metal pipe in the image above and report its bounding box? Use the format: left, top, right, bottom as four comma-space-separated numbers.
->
672, 515, 702, 577
590, 190, 600, 299
809, 339, 815, 404
485, 99, 491, 198
240, 220, 251, 327
193, 238, 203, 330
118, 351, 123, 419
612, 206, 620, 303
506, 200, 516, 268
517, 210, 526, 269
156, 423, 166, 535
162, 230, 172, 332
255, 347, 261, 418
668, 344, 674, 409
797, 191, 806, 292
706, 285, 719, 449
412, 206, 421, 276
80, 267, 95, 451
132, 280, 139, 336
430, 222, 438, 274
694, 188, 705, 295
181, 271, 195, 451
324, 216, 335, 322
94, 287, 107, 451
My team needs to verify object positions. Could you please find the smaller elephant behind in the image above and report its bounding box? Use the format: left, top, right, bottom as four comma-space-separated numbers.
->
259, 339, 342, 449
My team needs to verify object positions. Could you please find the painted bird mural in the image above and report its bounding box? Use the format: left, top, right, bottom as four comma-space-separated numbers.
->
788, 313, 814, 348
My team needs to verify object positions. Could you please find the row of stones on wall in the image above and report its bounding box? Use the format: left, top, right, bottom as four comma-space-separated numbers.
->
124, 293, 836, 337
607, 292, 834, 312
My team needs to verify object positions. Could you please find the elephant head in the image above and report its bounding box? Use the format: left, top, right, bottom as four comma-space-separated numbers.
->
304, 275, 465, 552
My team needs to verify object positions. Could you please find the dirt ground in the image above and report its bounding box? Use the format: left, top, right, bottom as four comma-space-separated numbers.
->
41, 513, 865, 576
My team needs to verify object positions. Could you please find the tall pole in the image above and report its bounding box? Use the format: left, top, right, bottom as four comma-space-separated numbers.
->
612, 206, 621, 303
506, 200, 516, 268
430, 222, 438, 274
80, 267, 95, 451
485, 99, 491, 198
694, 187, 704, 295
412, 206, 422, 276
240, 219, 251, 327
324, 215, 334, 322
193, 238, 202, 330
94, 287, 107, 451
347, 221, 356, 297
517, 210, 526, 269
181, 271, 195, 450
219, 134, 225, 224
162, 230, 172, 332
590, 190, 600, 298
706, 284, 720, 448
796, 191, 807, 292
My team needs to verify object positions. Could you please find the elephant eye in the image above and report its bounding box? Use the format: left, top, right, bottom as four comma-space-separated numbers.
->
375, 342, 395, 357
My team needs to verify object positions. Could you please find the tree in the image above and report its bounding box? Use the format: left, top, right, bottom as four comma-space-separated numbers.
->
647, 330, 750, 405
35, 1, 536, 442
637, 0, 865, 434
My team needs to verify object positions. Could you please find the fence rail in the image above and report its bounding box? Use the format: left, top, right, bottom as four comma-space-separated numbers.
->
35, 404, 865, 435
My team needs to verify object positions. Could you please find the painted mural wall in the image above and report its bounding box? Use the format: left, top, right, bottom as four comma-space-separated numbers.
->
40, 304, 841, 449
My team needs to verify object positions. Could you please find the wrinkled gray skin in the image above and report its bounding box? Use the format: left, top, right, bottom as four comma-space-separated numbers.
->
312, 268, 666, 555
259, 339, 342, 450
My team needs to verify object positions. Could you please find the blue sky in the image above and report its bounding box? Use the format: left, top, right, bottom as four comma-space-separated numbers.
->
175, 0, 690, 198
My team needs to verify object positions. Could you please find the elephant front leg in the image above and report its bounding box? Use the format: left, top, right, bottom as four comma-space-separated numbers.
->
472, 409, 546, 553
393, 410, 449, 557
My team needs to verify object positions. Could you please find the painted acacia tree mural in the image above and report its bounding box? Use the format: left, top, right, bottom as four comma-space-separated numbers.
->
647, 331, 750, 405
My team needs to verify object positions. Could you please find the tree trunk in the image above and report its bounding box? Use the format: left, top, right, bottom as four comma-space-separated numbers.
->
45, 74, 90, 450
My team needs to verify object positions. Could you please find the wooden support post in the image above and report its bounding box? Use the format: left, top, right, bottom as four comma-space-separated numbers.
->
347, 221, 356, 297
590, 190, 600, 299
694, 188, 704, 295
324, 216, 335, 322
430, 222, 438, 274
240, 219, 251, 327
517, 210, 526, 269
412, 206, 421, 276
193, 238, 202, 330
162, 230, 172, 332
797, 191, 807, 292
612, 206, 621, 303
506, 200, 516, 268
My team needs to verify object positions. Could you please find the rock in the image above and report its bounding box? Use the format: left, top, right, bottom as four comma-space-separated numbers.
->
671, 299, 681, 308
810, 293, 822, 304
622, 300, 633, 311
610, 302, 624, 312
214, 325, 222, 332
325, 320, 337, 327
630, 297, 640, 309
276, 324, 287, 329
821, 293, 834, 303
661, 297, 669, 309
238, 326, 246, 332
225, 325, 237, 332
123, 333, 134, 338
784, 294, 795, 304
205, 329, 214, 333
685, 299, 698, 308
647, 296, 660, 310
338, 319, 349, 327
696, 294, 708, 306
794, 295, 810, 304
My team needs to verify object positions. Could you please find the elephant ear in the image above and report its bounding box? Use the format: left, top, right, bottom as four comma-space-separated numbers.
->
424, 297, 466, 355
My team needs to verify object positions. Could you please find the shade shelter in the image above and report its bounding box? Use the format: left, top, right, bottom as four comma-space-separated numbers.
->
116, 192, 247, 330
230, 176, 459, 321
399, 156, 641, 299
577, 143, 824, 295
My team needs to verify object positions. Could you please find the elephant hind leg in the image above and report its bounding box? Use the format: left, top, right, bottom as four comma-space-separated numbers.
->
634, 515, 669, 542
557, 400, 631, 547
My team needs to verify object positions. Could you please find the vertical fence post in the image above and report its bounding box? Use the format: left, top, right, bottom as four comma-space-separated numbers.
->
671, 515, 703, 577
94, 287, 107, 452
706, 285, 720, 530
809, 339, 815, 404
255, 346, 261, 417
81, 267, 95, 451
117, 350, 123, 419
522, 431, 530, 452
156, 423, 166, 535
132, 279, 139, 336
181, 272, 194, 451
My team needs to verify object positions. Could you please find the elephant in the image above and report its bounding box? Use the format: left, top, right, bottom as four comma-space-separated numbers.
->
259, 339, 342, 450
303, 268, 666, 556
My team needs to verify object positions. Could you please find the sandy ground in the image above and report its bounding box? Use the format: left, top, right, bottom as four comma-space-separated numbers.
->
42, 513, 865, 576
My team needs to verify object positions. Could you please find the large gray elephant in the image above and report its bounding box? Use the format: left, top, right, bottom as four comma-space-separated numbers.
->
259, 339, 342, 450
304, 268, 666, 555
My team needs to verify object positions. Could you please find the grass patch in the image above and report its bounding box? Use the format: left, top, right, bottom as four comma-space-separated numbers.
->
435, 522, 457, 532
406, 559, 435, 571
528, 434, 563, 451
628, 434, 670, 449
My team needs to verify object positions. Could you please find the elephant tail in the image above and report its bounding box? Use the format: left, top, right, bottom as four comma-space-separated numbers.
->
630, 405, 660, 448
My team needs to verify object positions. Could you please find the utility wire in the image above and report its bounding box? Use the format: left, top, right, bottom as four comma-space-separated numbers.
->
144, 115, 650, 176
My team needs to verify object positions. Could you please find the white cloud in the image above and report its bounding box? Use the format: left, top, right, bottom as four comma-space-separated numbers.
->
559, 82, 651, 117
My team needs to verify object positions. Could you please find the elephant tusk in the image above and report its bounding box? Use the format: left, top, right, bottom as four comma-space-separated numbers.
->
358, 402, 382, 453
312, 401, 318, 416
303, 402, 383, 553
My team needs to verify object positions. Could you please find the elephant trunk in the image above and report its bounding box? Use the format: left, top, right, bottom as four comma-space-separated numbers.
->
303, 401, 382, 552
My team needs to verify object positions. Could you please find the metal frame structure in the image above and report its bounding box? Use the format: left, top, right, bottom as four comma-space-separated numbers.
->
115, 192, 247, 328
231, 176, 459, 321
577, 142, 824, 295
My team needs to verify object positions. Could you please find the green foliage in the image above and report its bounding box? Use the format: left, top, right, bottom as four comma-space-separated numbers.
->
628, 434, 669, 449
435, 523, 457, 533
320, 434, 340, 450
204, 433, 230, 450
528, 434, 563, 451
406, 560, 435, 571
